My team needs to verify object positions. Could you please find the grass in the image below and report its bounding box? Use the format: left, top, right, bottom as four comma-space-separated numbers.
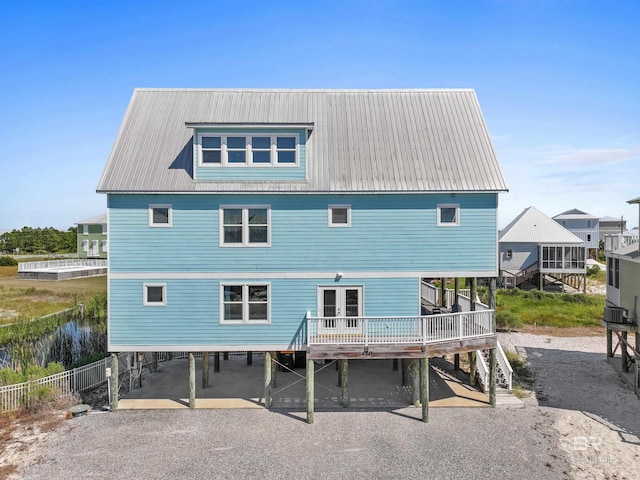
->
496, 288, 604, 329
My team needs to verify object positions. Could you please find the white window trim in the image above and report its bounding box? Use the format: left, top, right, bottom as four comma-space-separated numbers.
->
82, 225, 88, 235
143, 283, 167, 306
328, 204, 351, 227
197, 133, 300, 167
220, 282, 271, 324
82, 239, 88, 252
437, 203, 460, 227
149, 204, 173, 228
101, 240, 108, 253
219, 205, 271, 247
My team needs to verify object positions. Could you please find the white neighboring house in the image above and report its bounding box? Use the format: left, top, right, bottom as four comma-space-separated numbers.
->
552, 209, 599, 259
499, 206, 586, 291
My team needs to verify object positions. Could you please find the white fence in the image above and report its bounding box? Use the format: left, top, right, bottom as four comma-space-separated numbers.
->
0, 353, 128, 412
18, 259, 108, 272
421, 281, 488, 311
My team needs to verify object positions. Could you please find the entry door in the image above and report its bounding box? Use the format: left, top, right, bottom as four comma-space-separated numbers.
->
319, 286, 363, 334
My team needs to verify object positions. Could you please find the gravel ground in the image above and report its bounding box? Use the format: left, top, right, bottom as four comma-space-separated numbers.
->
13, 332, 640, 479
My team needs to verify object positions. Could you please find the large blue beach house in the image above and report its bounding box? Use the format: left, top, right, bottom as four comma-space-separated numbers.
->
98, 89, 508, 421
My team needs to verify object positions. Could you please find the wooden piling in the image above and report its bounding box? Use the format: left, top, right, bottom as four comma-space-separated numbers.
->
420, 357, 429, 422
247, 351, 253, 366
468, 351, 476, 387
412, 359, 420, 406
271, 351, 277, 388
606, 329, 613, 357
264, 352, 272, 408
223, 352, 229, 360
202, 352, 209, 388
401, 358, 409, 385
109, 353, 118, 412
340, 359, 349, 407
306, 358, 315, 424
392, 358, 399, 371
188, 353, 196, 409
489, 348, 497, 407
622, 332, 629, 372
214, 352, 220, 372
454, 354, 460, 371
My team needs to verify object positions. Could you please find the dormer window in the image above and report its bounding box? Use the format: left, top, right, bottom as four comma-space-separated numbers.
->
197, 133, 299, 167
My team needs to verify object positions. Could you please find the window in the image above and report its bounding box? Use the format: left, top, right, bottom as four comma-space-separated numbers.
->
149, 204, 172, 227
102, 223, 108, 235
587, 234, 591, 242
506, 249, 513, 259
221, 284, 269, 324
101, 240, 108, 253
82, 225, 88, 235
220, 206, 270, 246
328, 205, 351, 227
607, 258, 620, 288
542, 246, 585, 269
82, 240, 88, 252
143, 283, 166, 306
587, 220, 592, 228
199, 134, 298, 166
437, 204, 459, 226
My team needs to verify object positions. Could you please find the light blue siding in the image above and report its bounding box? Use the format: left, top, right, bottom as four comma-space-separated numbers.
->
108, 193, 498, 274
108, 277, 418, 348
193, 128, 307, 181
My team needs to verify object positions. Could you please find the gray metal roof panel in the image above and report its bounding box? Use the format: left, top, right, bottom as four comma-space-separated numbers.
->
75, 214, 107, 225
97, 89, 508, 194
552, 208, 599, 220
500, 206, 584, 244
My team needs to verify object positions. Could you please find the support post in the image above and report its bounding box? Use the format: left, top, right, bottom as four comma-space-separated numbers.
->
223, 352, 229, 360
264, 352, 272, 408
214, 352, 220, 372
247, 351, 253, 366
420, 357, 429, 423
470, 278, 477, 311
539, 270, 543, 291
454, 277, 460, 310
489, 348, 497, 407
337, 359, 343, 387
468, 351, 477, 387
622, 332, 629, 373
412, 359, 420, 406
306, 358, 315, 424
152, 352, 158, 373
488, 277, 497, 310
454, 354, 460, 371
392, 358, 399, 371
606, 328, 613, 358
440, 278, 447, 308
202, 352, 209, 389
401, 358, 409, 386
188, 353, 196, 409
109, 353, 118, 412
340, 359, 349, 408
561, 273, 565, 293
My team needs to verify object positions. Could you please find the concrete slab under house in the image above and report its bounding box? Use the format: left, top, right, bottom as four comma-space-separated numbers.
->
98, 89, 511, 422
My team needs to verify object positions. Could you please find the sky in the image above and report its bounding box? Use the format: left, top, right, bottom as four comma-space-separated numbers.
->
0, 0, 638, 231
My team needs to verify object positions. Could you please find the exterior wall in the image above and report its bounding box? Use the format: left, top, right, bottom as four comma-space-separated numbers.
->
77, 224, 108, 259
599, 220, 626, 243
619, 258, 640, 321
107, 192, 499, 350
555, 219, 599, 250
108, 276, 418, 350
193, 128, 307, 181
499, 242, 537, 271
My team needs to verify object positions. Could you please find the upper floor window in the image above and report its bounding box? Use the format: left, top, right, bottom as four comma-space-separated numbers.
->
149, 204, 172, 227
437, 204, 459, 226
328, 205, 351, 227
102, 223, 108, 235
587, 220, 592, 228
220, 206, 270, 247
199, 134, 298, 167
82, 225, 88, 235
143, 283, 166, 306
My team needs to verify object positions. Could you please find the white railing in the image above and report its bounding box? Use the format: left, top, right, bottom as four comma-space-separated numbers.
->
307, 310, 495, 346
496, 341, 513, 390
421, 282, 439, 306
476, 351, 489, 390
605, 234, 638, 252
0, 352, 128, 412
474, 341, 513, 392
18, 259, 108, 271
420, 281, 486, 311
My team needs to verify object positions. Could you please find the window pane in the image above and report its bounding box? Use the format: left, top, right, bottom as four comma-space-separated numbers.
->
224, 286, 243, 302
223, 209, 242, 225
277, 151, 295, 164
224, 303, 243, 321
248, 209, 268, 224
277, 137, 295, 149
440, 208, 457, 224
152, 208, 169, 224
252, 151, 271, 163
331, 208, 348, 224
224, 226, 242, 244
147, 286, 164, 303
249, 226, 267, 243
227, 137, 246, 149
202, 151, 221, 164
248, 285, 267, 301
202, 137, 221, 148
249, 303, 268, 321
228, 151, 246, 163
252, 137, 270, 149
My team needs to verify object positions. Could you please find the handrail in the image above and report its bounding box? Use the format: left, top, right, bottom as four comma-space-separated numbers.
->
475, 350, 489, 391
496, 340, 513, 390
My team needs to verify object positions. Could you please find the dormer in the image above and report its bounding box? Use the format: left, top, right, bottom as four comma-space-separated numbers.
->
186, 123, 313, 182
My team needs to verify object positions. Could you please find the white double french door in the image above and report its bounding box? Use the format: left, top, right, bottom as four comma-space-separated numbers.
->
318, 286, 363, 335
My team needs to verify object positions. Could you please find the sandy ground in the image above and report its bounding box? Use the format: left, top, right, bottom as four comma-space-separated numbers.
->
499, 332, 640, 479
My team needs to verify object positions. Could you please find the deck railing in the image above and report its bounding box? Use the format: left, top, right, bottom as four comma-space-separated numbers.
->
307, 310, 495, 346
18, 259, 108, 271
421, 281, 487, 311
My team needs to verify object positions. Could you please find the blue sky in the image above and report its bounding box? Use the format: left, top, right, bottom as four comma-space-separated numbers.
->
1, 0, 638, 230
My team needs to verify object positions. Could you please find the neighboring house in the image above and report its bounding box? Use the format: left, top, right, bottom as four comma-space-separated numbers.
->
552, 209, 599, 259
499, 207, 586, 291
602, 196, 640, 397
76, 214, 108, 259
97, 88, 508, 418
599, 216, 627, 244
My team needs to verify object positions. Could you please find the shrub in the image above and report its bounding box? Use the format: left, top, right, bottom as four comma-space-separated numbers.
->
587, 264, 601, 277
496, 311, 523, 330
0, 256, 17, 266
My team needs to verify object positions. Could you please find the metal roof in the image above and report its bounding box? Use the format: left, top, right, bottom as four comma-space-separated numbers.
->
499, 206, 584, 244
75, 214, 107, 225
627, 196, 640, 204
552, 208, 599, 221
599, 216, 624, 223
97, 89, 508, 194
